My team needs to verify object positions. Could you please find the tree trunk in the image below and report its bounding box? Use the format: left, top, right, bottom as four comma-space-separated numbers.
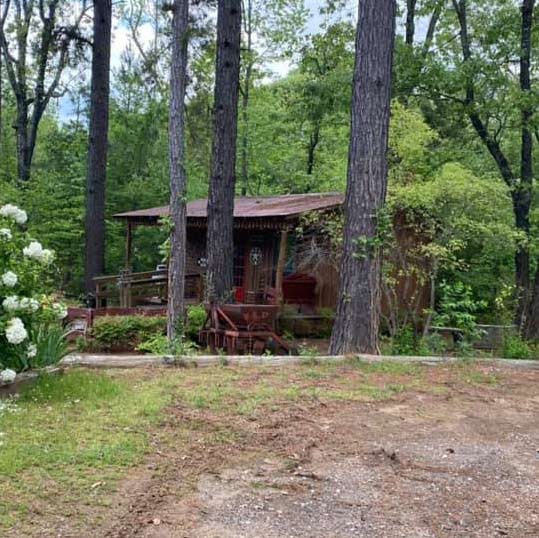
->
0, 0, 80, 183
520, 0, 536, 337
167, 0, 190, 340
15, 101, 31, 182
206, 0, 241, 303
84, 0, 112, 294
526, 261, 539, 339
405, 0, 417, 46
422, 1, 443, 57
239, 0, 252, 197
329, 0, 396, 355
306, 122, 320, 176
0, 30, 2, 152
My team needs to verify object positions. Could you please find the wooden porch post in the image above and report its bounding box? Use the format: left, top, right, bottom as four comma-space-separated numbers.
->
275, 228, 288, 304
125, 221, 133, 269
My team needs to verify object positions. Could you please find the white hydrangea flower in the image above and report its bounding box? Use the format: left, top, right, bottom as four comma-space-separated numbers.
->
0, 204, 27, 225
41, 249, 54, 264
23, 241, 44, 260
22, 241, 55, 264
5, 317, 28, 344
1, 271, 18, 288
0, 369, 17, 383
52, 302, 68, 320
2, 296, 19, 311
26, 344, 37, 359
0, 228, 12, 240
19, 297, 40, 312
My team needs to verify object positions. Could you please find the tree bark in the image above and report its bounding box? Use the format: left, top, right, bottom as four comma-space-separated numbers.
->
515, 0, 534, 328
239, 0, 252, 197
422, 1, 444, 57
306, 122, 320, 176
405, 0, 417, 46
206, 0, 241, 303
520, 0, 537, 337
0, 5, 2, 154
167, 0, 189, 340
84, 0, 112, 294
329, 0, 396, 355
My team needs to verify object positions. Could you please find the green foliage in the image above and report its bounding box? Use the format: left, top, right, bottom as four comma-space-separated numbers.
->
502, 335, 537, 360
297, 343, 319, 360
185, 304, 207, 341
389, 326, 418, 355
83, 305, 205, 354
0, 203, 68, 373
392, 163, 517, 321
85, 315, 167, 352
434, 281, 486, 336
387, 326, 447, 357
136, 334, 198, 356
29, 324, 70, 368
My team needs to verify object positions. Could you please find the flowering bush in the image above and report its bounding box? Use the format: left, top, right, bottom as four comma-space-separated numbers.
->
0, 203, 68, 381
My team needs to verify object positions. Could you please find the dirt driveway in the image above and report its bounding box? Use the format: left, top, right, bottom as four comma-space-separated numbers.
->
94, 362, 539, 538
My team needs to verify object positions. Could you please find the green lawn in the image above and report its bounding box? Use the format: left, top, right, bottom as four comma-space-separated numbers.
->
0, 370, 170, 529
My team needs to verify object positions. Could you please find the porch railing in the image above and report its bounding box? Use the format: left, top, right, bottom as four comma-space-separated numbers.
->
94, 270, 203, 308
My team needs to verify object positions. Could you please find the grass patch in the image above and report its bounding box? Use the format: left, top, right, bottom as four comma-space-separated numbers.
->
164, 362, 423, 417
350, 358, 421, 376
0, 370, 171, 530
459, 368, 499, 385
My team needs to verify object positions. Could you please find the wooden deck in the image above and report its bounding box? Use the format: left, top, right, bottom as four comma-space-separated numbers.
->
94, 269, 202, 308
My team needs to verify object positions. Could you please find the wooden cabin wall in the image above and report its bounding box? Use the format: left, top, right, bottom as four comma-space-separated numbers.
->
293, 230, 339, 310
185, 227, 278, 303
185, 228, 207, 275
290, 211, 430, 323
183, 213, 430, 327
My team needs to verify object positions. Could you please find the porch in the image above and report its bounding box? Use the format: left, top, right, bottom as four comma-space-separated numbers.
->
91, 265, 318, 311
93, 269, 203, 308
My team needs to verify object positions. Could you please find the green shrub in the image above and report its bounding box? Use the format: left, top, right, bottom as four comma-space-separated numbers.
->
502, 335, 536, 360
185, 304, 207, 341
390, 326, 417, 355
434, 281, 485, 337
0, 202, 68, 373
82, 307, 207, 353
136, 334, 198, 356
416, 333, 447, 356
30, 324, 69, 367
389, 327, 447, 357
85, 315, 167, 352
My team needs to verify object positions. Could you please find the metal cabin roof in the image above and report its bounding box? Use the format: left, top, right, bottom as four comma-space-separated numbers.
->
114, 193, 345, 221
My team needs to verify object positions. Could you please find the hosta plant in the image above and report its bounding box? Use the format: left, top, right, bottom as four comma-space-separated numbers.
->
0, 203, 68, 381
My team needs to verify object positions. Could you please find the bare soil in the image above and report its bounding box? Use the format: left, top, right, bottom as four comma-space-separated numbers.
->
107, 365, 539, 538
11, 363, 539, 537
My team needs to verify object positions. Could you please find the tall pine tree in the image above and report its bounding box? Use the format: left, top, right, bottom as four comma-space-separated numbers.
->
84, 0, 112, 294
330, 0, 396, 354
167, 0, 190, 339
205, 0, 242, 303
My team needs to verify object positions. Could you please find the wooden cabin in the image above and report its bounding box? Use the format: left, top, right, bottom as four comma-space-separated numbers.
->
90, 192, 429, 333
101, 193, 344, 312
